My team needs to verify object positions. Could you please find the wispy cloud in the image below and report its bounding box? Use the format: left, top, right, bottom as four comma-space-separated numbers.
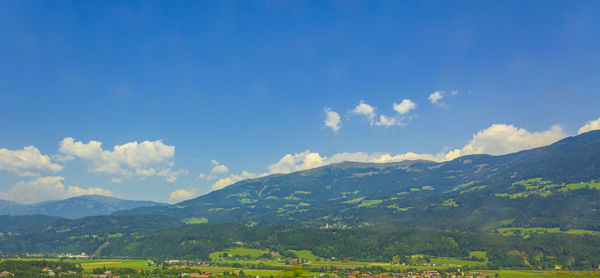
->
0, 176, 112, 204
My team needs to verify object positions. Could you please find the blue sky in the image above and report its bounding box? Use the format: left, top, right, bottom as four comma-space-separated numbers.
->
1, 1, 600, 203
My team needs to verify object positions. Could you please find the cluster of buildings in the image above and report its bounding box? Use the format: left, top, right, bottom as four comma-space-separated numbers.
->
179, 273, 211, 278
165, 259, 212, 268
82, 270, 121, 278
447, 273, 494, 278
57, 252, 90, 259
42, 266, 78, 276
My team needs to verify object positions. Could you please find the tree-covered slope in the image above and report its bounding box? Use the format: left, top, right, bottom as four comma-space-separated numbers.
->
117, 131, 600, 231
0, 195, 167, 219
2, 223, 600, 270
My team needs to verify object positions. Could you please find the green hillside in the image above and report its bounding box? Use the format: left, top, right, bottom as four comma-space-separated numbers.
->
116, 131, 600, 231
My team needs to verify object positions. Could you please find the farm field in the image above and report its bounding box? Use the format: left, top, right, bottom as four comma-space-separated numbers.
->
0, 258, 152, 271
4, 258, 600, 277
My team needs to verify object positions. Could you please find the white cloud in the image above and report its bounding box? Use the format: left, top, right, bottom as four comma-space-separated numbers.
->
211, 123, 568, 190
444, 124, 567, 160
428, 91, 444, 104
323, 107, 341, 132
265, 150, 443, 175
268, 151, 325, 174
348, 100, 415, 128
428, 90, 460, 108
212, 171, 258, 190
0, 146, 63, 176
198, 173, 217, 180
209, 160, 229, 174
350, 101, 376, 123
108, 177, 123, 184
0, 176, 112, 204
374, 115, 398, 127
393, 99, 417, 115
168, 189, 196, 203
58, 137, 186, 182
578, 116, 600, 134
212, 164, 229, 174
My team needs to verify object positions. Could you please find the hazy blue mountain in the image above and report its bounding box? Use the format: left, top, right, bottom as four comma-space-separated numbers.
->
117, 130, 600, 231
0, 195, 167, 219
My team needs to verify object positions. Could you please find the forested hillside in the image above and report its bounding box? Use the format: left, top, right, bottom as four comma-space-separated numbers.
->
117, 131, 600, 231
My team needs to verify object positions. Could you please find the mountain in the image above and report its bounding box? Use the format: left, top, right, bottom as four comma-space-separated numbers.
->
0, 195, 167, 219
117, 130, 600, 231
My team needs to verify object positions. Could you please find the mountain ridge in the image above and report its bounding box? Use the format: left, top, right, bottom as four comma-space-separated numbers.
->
115, 130, 600, 231
0, 195, 167, 219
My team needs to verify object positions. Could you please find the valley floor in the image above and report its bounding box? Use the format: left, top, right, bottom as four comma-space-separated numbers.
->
3, 257, 600, 278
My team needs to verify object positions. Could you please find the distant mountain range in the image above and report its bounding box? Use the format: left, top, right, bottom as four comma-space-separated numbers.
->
2, 131, 600, 231
1, 131, 600, 265
116, 130, 600, 231
0, 195, 166, 218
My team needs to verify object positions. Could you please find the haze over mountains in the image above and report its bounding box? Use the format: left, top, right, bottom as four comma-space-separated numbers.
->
0, 195, 166, 219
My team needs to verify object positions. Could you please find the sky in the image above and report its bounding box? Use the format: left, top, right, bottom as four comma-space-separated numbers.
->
1, 1, 600, 204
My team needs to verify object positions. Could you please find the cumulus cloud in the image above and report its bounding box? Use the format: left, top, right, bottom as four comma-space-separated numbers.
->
578, 116, 600, 134
428, 91, 444, 104
349, 100, 414, 128
393, 99, 417, 115
323, 107, 341, 132
168, 189, 196, 203
209, 160, 229, 174
212, 164, 229, 174
374, 115, 398, 127
444, 124, 567, 160
58, 137, 186, 182
268, 151, 325, 174
0, 176, 112, 204
212, 171, 258, 190
211, 123, 568, 190
0, 146, 63, 176
350, 101, 376, 123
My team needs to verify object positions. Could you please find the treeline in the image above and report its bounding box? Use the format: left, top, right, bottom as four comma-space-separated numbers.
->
2, 223, 600, 270
0, 260, 82, 277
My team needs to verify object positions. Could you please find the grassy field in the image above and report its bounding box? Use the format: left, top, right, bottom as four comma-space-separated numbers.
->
76, 259, 151, 271
0, 258, 152, 271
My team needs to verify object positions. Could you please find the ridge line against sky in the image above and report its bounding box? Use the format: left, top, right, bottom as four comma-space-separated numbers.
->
2, 1, 600, 203
1, 114, 599, 204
